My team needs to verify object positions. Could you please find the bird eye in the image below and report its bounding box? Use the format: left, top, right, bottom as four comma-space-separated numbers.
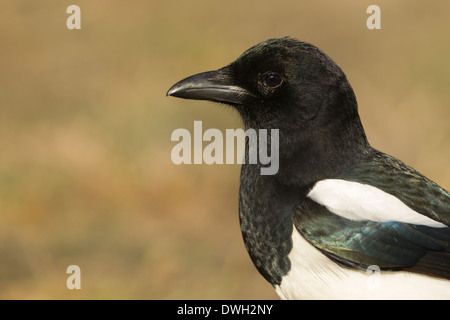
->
263, 73, 283, 88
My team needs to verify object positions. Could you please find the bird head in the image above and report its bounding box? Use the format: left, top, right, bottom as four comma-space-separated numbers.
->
167, 37, 359, 130
167, 37, 369, 182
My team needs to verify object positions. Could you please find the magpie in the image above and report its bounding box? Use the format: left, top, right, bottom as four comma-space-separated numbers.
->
166, 37, 450, 299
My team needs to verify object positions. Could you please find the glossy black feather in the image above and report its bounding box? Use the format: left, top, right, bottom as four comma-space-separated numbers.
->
295, 197, 450, 279
335, 149, 450, 226
168, 37, 450, 291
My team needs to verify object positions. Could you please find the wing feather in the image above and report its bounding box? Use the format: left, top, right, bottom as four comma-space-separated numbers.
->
295, 196, 450, 279
334, 150, 450, 225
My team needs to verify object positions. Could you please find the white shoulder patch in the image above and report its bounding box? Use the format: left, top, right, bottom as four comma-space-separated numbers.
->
307, 179, 446, 228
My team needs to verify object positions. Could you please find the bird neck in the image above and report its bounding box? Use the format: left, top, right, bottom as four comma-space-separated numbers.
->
277, 114, 372, 187
237, 85, 372, 285
239, 163, 308, 285
238, 77, 371, 187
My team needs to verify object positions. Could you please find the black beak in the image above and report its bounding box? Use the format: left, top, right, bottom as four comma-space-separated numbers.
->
166, 68, 254, 105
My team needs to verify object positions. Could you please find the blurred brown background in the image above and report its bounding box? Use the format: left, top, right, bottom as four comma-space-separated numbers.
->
0, 0, 449, 299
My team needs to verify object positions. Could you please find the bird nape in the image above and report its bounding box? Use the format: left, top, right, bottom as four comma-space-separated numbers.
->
167, 37, 450, 299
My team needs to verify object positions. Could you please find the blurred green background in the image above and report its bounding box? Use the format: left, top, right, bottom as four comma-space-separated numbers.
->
0, 0, 449, 299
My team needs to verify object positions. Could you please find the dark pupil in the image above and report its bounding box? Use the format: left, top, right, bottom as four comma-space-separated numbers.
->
265, 74, 282, 87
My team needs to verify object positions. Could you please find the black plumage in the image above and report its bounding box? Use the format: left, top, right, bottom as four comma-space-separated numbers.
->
167, 37, 450, 298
